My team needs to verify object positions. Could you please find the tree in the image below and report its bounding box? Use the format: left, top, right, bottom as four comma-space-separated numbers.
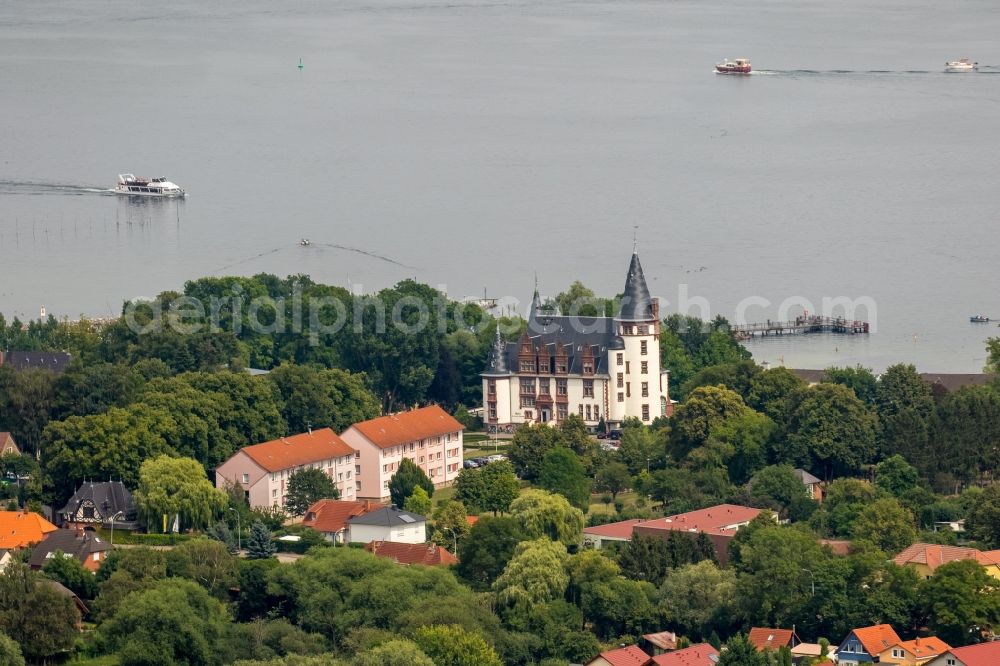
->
554, 281, 609, 317
617, 424, 661, 476
594, 462, 631, 500
920, 559, 1000, 646
824, 365, 877, 404
354, 639, 435, 666
658, 560, 737, 640
404, 486, 432, 516
0, 564, 79, 662
494, 539, 569, 610
708, 411, 777, 484
537, 447, 592, 510
509, 490, 585, 546
41, 404, 179, 502
874, 454, 921, 497
285, 468, 340, 516
456, 517, 525, 590
717, 634, 765, 666
431, 500, 471, 551
166, 539, 239, 599
388, 458, 434, 509
748, 465, 815, 521
508, 424, 565, 481
851, 498, 916, 555
966, 485, 1000, 547
205, 521, 239, 554
618, 534, 672, 586
669, 385, 750, 460
412, 625, 503, 666
134, 455, 228, 531
0, 367, 56, 456
747, 367, 806, 420
42, 552, 98, 600
0, 632, 23, 666
98, 578, 230, 665
246, 520, 277, 560
930, 386, 1000, 484
876, 363, 935, 420
455, 461, 519, 515
266, 364, 381, 434
781, 384, 878, 479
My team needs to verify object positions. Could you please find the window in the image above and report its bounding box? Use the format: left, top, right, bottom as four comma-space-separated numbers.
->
642, 382, 649, 397
641, 340, 648, 355
594, 405, 600, 419
355, 464, 361, 474
242, 473, 249, 484
626, 382, 631, 397
625, 361, 630, 373
557, 404, 567, 419
272, 472, 277, 481
538, 378, 550, 394
583, 379, 594, 397
642, 404, 650, 421
637, 325, 647, 335
585, 405, 592, 420
583, 362, 593, 374
641, 361, 648, 374
93, 552, 100, 562
617, 373, 624, 388
383, 464, 388, 473
579, 404, 584, 416
338, 472, 344, 480
556, 361, 567, 373
272, 489, 278, 498
488, 402, 497, 419
383, 480, 389, 489
525, 410, 533, 420
519, 360, 534, 372
420, 456, 425, 463
520, 395, 536, 408
520, 378, 535, 394
487, 379, 496, 394
618, 392, 624, 403
556, 379, 567, 395
947, 659, 956, 666
616, 353, 623, 366
82, 506, 95, 519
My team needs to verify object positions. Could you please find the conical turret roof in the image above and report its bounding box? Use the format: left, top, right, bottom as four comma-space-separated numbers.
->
616, 252, 654, 322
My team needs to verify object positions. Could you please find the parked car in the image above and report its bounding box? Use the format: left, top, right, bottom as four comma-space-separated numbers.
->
609, 429, 623, 441
473, 457, 489, 466
595, 431, 608, 439
487, 454, 506, 463
601, 442, 619, 452
463, 460, 480, 469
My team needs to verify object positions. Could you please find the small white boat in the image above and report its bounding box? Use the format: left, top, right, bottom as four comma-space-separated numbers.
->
716, 58, 752, 74
115, 174, 185, 197
945, 59, 977, 72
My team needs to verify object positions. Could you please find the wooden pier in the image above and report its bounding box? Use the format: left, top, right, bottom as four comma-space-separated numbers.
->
732, 315, 870, 340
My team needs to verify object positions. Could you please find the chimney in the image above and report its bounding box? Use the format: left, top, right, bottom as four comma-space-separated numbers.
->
75, 525, 85, 538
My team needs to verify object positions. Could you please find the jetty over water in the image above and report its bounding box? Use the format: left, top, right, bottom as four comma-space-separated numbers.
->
733, 315, 869, 341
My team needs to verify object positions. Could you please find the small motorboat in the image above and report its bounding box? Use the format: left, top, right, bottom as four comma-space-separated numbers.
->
945, 59, 977, 72
300, 238, 311, 246
716, 58, 752, 74
970, 315, 990, 323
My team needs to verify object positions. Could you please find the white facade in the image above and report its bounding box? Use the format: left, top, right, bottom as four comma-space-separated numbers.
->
348, 520, 427, 545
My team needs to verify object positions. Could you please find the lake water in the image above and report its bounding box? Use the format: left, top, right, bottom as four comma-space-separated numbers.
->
1, 0, 998, 372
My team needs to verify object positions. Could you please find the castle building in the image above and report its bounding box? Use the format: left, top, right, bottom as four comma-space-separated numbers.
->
482, 251, 669, 429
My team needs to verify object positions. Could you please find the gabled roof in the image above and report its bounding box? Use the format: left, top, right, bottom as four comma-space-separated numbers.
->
894, 543, 1000, 571
650, 643, 719, 666
348, 406, 463, 450
28, 528, 111, 568
642, 631, 678, 651
240, 428, 356, 473
794, 468, 822, 485
302, 499, 381, 534
0, 351, 72, 373
58, 481, 135, 522
849, 624, 902, 656
590, 645, 650, 666
748, 627, 799, 651
945, 642, 1000, 666
347, 506, 426, 527
0, 432, 19, 455
364, 540, 458, 566
895, 636, 949, 659
0, 511, 58, 549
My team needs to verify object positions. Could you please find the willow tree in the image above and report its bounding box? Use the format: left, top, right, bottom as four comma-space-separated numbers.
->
134, 455, 228, 532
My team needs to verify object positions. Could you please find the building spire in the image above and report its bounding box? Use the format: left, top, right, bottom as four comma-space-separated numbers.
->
633, 225, 638, 254
616, 250, 654, 322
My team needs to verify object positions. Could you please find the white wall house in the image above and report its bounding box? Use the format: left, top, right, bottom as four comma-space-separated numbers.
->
346, 506, 427, 544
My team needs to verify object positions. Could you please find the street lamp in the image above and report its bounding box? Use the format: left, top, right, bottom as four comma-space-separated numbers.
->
229, 507, 241, 553
646, 457, 651, 474
109, 511, 125, 546
802, 568, 815, 595
445, 527, 458, 554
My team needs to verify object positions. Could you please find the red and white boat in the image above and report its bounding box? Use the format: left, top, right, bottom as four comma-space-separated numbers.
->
716, 58, 752, 74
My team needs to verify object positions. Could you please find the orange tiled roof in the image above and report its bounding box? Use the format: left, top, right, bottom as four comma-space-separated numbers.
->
852, 624, 902, 656
588, 505, 763, 542
349, 405, 464, 449
642, 631, 678, 651
0, 511, 58, 549
748, 627, 798, 651
650, 643, 719, 666
896, 636, 950, 659
302, 499, 381, 534
894, 543, 1000, 572
364, 541, 458, 566
591, 645, 650, 666
241, 428, 356, 473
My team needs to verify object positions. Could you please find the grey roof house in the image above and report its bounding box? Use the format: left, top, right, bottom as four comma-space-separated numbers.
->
29, 528, 112, 571
57, 481, 137, 528
0, 351, 72, 373
346, 506, 428, 545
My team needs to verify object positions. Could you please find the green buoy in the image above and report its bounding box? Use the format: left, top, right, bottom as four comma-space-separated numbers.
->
298, 57, 304, 71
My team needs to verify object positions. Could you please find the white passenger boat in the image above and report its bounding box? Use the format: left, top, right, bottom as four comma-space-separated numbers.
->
945, 59, 977, 72
115, 174, 185, 197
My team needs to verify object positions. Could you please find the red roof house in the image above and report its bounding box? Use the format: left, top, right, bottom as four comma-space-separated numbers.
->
302, 499, 382, 542
364, 540, 458, 566
650, 643, 719, 666
928, 642, 1000, 666
748, 627, 801, 652
586, 645, 650, 666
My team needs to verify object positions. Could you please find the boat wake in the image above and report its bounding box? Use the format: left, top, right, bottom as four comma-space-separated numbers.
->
212, 241, 418, 274
0, 180, 114, 196
752, 68, 1000, 77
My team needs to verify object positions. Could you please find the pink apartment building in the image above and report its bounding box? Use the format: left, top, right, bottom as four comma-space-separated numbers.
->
340, 405, 464, 501
215, 428, 358, 510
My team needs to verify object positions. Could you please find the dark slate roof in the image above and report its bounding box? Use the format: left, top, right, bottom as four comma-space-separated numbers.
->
919, 373, 994, 393
505, 312, 621, 376
28, 528, 111, 568
616, 252, 654, 322
0, 351, 72, 373
58, 481, 136, 522
347, 506, 426, 527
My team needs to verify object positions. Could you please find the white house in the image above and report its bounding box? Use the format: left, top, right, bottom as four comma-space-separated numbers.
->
346, 506, 427, 544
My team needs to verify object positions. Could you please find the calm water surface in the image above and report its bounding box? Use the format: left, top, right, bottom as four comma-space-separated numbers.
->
1, 0, 998, 372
